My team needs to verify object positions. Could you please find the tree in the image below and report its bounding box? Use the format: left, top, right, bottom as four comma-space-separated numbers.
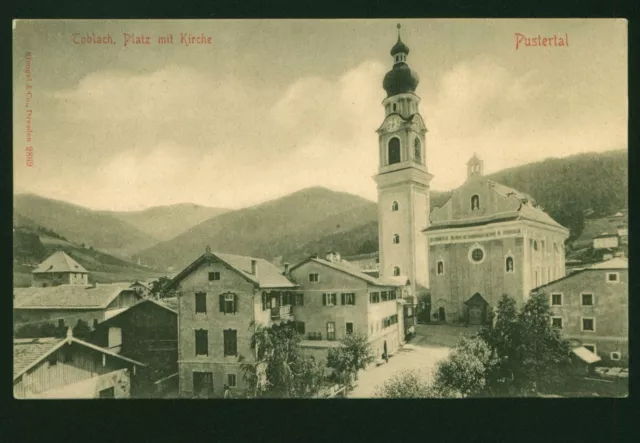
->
433, 336, 496, 398
150, 276, 172, 298
326, 333, 374, 388
239, 321, 325, 398
477, 293, 572, 397
72, 319, 92, 340
375, 369, 434, 398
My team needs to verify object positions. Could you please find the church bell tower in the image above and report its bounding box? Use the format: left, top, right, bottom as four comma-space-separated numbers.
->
374, 24, 433, 297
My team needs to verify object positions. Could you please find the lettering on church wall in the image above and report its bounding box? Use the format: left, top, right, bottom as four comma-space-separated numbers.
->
429, 228, 522, 245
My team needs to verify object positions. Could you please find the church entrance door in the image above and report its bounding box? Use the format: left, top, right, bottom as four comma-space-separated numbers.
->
468, 306, 483, 325
438, 307, 446, 322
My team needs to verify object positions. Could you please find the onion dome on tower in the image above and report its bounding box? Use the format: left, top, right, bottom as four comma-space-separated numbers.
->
382, 24, 420, 97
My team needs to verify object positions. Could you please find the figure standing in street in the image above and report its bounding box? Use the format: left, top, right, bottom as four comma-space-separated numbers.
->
223, 384, 232, 399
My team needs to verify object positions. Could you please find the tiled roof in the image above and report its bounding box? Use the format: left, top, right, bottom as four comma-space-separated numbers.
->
13, 335, 146, 380
14, 283, 134, 309
165, 252, 297, 290
32, 251, 88, 274
290, 257, 404, 288
13, 337, 64, 378
99, 298, 177, 326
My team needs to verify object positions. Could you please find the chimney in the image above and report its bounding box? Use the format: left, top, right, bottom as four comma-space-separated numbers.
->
284, 263, 290, 275
251, 259, 258, 277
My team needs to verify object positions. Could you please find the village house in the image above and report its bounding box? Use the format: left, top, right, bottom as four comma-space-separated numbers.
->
164, 247, 298, 398
531, 257, 628, 366
90, 298, 178, 397
31, 251, 89, 287
424, 155, 570, 324
592, 232, 619, 250
13, 328, 146, 399
129, 280, 152, 298
14, 283, 143, 336
288, 252, 406, 363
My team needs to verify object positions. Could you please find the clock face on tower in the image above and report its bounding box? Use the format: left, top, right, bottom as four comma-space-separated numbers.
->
385, 115, 402, 132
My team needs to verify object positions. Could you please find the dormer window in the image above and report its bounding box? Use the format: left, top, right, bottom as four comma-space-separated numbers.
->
392, 201, 399, 211
471, 195, 480, 211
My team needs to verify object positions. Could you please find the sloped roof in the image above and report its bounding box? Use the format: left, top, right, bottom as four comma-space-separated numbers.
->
98, 298, 177, 327
289, 257, 404, 288
464, 293, 488, 305
32, 251, 88, 274
165, 251, 297, 290
14, 335, 146, 380
130, 280, 151, 289
572, 346, 602, 364
427, 178, 567, 232
13, 337, 64, 378
588, 257, 628, 270
14, 283, 136, 310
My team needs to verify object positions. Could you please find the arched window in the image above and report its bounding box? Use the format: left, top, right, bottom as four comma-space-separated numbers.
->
393, 266, 400, 276
392, 103, 397, 112
391, 201, 399, 211
414, 138, 422, 164
471, 195, 480, 211
437, 261, 444, 275
505, 257, 514, 273
533, 240, 538, 251
392, 234, 400, 244
388, 138, 401, 165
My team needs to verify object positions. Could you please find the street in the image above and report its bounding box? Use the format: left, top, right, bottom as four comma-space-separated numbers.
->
348, 334, 451, 398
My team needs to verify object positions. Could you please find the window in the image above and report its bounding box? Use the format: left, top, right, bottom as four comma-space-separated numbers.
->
309, 273, 319, 283
471, 195, 480, 211
193, 372, 213, 398
195, 330, 208, 356
610, 352, 621, 361
581, 318, 595, 332
583, 345, 596, 354
414, 138, 422, 164
392, 103, 397, 112
208, 272, 220, 281
369, 292, 380, 303
505, 257, 514, 273
581, 293, 594, 306
393, 266, 400, 276
392, 234, 400, 244
341, 293, 355, 305
223, 329, 238, 356
346, 322, 353, 335
108, 327, 122, 350
606, 272, 619, 283
219, 293, 236, 314
551, 293, 563, 306
388, 138, 401, 165
533, 240, 538, 251
261, 292, 269, 311
99, 387, 115, 399
296, 293, 304, 306
323, 293, 337, 306
195, 292, 207, 314
470, 248, 484, 263
551, 317, 563, 329
554, 243, 558, 253
437, 261, 444, 275
295, 321, 306, 335
326, 322, 336, 341
391, 201, 399, 211
227, 373, 237, 388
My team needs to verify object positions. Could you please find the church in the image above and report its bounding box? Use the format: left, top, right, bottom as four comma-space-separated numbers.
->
373, 26, 569, 325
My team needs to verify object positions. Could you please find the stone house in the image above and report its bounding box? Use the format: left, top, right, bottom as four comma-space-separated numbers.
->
31, 251, 89, 287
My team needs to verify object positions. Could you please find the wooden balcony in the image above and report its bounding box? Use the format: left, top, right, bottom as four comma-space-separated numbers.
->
270, 304, 293, 320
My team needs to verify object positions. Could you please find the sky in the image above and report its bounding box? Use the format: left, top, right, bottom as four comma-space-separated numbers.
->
13, 19, 627, 211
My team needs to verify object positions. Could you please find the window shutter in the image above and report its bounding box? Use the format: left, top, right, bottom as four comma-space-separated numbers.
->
341, 293, 345, 305
219, 294, 225, 313
233, 294, 237, 314
231, 330, 238, 355
223, 329, 228, 356
322, 293, 326, 306
352, 294, 356, 305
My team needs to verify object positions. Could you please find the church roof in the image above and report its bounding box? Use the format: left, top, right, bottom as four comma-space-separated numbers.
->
32, 251, 88, 274
426, 177, 567, 232
289, 257, 404, 288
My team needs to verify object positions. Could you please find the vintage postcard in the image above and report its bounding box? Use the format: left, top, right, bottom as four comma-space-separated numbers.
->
12, 19, 627, 399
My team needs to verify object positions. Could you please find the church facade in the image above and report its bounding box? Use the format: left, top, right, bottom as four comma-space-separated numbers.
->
423, 155, 569, 324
